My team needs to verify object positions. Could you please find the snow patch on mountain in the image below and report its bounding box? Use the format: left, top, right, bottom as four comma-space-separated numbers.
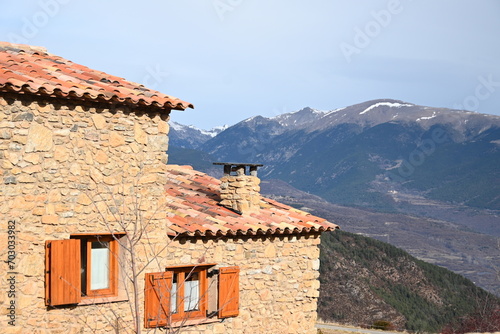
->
323, 107, 346, 117
170, 121, 186, 131
171, 121, 228, 138
270, 107, 327, 127
243, 116, 258, 123
271, 107, 325, 120
201, 125, 229, 137
491, 139, 500, 146
416, 112, 437, 122
360, 102, 413, 115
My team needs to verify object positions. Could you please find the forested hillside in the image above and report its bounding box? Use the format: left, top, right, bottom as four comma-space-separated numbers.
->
318, 231, 500, 332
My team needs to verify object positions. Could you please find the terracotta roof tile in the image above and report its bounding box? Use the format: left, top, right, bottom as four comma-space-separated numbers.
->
0, 42, 193, 112
164, 165, 339, 237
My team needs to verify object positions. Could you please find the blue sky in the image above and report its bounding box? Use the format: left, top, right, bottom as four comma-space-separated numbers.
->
1, 0, 499, 129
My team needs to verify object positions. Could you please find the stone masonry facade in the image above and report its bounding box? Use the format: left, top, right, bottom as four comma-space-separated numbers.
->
0, 92, 324, 333
0, 93, 172, 333
164, 234, 322, 334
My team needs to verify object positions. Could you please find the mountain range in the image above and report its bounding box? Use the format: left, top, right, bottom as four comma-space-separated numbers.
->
175, 99, 500, 211
168, 99, 500, 294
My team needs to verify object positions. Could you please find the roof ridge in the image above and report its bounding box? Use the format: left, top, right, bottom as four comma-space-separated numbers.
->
0, 41, 47, 54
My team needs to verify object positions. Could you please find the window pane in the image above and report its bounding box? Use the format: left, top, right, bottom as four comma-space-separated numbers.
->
171, 275, 178, 314
184, 273, 199, 311
91, 241, 109, 290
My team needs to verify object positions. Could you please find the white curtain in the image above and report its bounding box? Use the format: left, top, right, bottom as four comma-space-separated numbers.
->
171, 281, 178, 313
91, 242, 109, 290
184, 279, 199, 311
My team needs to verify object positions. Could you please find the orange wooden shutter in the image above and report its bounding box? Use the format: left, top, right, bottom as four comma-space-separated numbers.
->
45, 239, 81, 306
218, 266, 240, 318
144, 272, 173, 328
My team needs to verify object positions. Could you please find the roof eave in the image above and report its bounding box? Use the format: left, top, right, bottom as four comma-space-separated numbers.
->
0, 83, 194, 112
167, 224, 339, 239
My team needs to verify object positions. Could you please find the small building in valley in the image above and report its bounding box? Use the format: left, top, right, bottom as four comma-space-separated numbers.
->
0, 42, 338, 333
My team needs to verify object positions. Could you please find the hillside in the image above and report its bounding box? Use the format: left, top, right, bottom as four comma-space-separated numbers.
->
261, 179, 500, 296
318, 230, 500, 332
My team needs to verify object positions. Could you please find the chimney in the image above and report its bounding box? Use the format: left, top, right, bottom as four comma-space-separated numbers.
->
213, 162, 263, 214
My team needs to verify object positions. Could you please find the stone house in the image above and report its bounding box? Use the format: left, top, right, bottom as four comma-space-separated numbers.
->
0, 42, 338, 334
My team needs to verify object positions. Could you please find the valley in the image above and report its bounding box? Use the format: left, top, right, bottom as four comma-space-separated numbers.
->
260, 179, 500, 295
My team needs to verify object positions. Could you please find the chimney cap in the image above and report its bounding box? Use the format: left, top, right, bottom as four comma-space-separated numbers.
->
213, 162, 264, 167
213, 162, 264, 176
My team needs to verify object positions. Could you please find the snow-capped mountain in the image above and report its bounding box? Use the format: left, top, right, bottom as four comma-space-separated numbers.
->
174, 99, 500, 212
169, 121, 228, 149
311, 99, 499, 134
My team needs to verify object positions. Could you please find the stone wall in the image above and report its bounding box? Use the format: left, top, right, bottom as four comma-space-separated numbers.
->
0, 93, 172, 333
164, 233, 322, 334
0, 93, 323, 333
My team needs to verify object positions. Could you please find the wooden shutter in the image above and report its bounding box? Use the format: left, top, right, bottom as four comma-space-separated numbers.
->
144, 272, 173, 328
45, 239, 81, 306
218, 266, 240, 318
207, 268, 219, 316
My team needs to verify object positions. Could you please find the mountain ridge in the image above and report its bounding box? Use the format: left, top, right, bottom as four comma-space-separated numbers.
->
197, 99, 500, 211
224, 98, 500, 136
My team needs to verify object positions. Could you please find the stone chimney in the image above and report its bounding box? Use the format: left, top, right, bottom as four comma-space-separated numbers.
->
214, 162, 263, 214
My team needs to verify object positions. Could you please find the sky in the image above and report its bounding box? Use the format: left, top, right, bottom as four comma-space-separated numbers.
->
1, 0, 500, 129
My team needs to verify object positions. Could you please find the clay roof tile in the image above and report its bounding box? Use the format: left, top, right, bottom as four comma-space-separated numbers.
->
0, 41, 193, 112
164, 165, 338, 237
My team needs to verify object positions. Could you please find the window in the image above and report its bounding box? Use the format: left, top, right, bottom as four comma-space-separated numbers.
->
169, 266, 207, 321
45, 233, 124, 306
78, 235, 119, 298
144, 265, 239, 328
